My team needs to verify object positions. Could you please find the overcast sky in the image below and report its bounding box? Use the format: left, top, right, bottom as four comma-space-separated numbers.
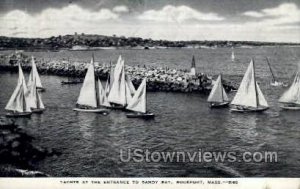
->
0, 0, 299, 42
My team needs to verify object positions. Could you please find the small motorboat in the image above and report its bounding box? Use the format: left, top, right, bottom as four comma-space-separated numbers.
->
61, 80, 83, 85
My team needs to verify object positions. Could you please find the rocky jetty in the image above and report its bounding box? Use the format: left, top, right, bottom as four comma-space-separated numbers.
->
0, 53, 237, 93
0, 116, 60, 177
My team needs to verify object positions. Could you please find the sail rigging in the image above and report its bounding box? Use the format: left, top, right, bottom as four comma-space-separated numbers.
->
28, 56, 43, 88
231, 59, 268, 108
5, 63, 31, 113
107, 55, 126, 106
207, 75, 229, 103
279, 72, 300, 105
28, 77, 45, 109
126, 78, 147, 113
76, 58, 97, 107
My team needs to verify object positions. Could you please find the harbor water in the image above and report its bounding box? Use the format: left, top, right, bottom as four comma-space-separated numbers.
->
0, 47, 299, 177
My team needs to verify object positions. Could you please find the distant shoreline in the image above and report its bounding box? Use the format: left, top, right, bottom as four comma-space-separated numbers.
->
0, 34, 299, 51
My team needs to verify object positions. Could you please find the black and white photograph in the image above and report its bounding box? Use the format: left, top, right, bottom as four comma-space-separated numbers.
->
0, 0, 299, 188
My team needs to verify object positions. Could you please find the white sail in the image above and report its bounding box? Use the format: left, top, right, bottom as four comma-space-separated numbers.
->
28, 56, 43, 88
28, 77, 45, 109
231, 50, 235, 61
231, 60, 258, 108
76, 58, 97, 107
279, 73, 300, 104
126, 75, 136, 96
98, 79, 111, 107
5, 64, 31, 112
107, 56, 126, 106
256, 82, 269, 107
126, 78, 147, 113
208, 75, 228, 103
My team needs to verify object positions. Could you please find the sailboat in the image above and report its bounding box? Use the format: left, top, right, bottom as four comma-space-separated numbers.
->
28, 77, 45, 113
107, 55, 132, 109
230, 59, 269, 112
207, 74, 230, 108
73, 56, 109, 113
231, 48, 235, 62
278, 72, 300, 110
5, 63, 32, 117
28, 56, 45, 92
265, 57, 286, 87
126, 78, 155, 119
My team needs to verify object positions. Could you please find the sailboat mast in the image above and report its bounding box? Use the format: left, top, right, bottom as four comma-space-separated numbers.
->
266, 57, 276, 82
220, 74, 224, 102
252, 59, 259, 107
92, 54, 99, 107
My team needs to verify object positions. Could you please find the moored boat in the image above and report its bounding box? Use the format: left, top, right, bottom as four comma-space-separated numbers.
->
126, 78, 155, 119
5, 63, 32, 117
207, 74, 230, 108
230, 59, 269, 112
279, 71, 300, 110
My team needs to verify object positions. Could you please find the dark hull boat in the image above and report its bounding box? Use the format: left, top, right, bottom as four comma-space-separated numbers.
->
126, 112, 155, 119
61, 80, 83, 85
31, 108, 45, 113
37, 87, 46, 92
209, 101, 230, 108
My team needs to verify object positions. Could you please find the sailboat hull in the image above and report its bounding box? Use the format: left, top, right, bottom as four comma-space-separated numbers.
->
37, 87, 46, 92
31, 108, 45, 113
6, 112, 32, 118
126, 113, 155, 119
209, 102, 229, 108
280, 104, 300, 110
230, 106, 269, 112
73, 108, 109, 114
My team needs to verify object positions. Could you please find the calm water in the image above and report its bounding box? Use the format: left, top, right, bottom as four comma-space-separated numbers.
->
0, 47, 299, 177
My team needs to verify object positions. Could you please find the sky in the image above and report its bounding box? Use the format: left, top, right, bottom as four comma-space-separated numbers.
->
0, 0, 299, 42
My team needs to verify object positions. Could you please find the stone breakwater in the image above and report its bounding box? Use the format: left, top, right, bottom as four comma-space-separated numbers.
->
0, 116, 60, 177
0, 58, 237, 93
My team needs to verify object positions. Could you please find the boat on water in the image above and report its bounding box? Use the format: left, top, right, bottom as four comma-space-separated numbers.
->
107, 55, 136, 109
231, 48, 235, 62
28, 77, 45, 113
265, 57, 286, 87
28, 56, 45, 92
5, 63, 32, 117
61, 79, 83, 85
73, 56, 109, 114
279, 71, 300, 110
126, 78, 155, 119
207, 74, 230, 108
230, 59, 269, 112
